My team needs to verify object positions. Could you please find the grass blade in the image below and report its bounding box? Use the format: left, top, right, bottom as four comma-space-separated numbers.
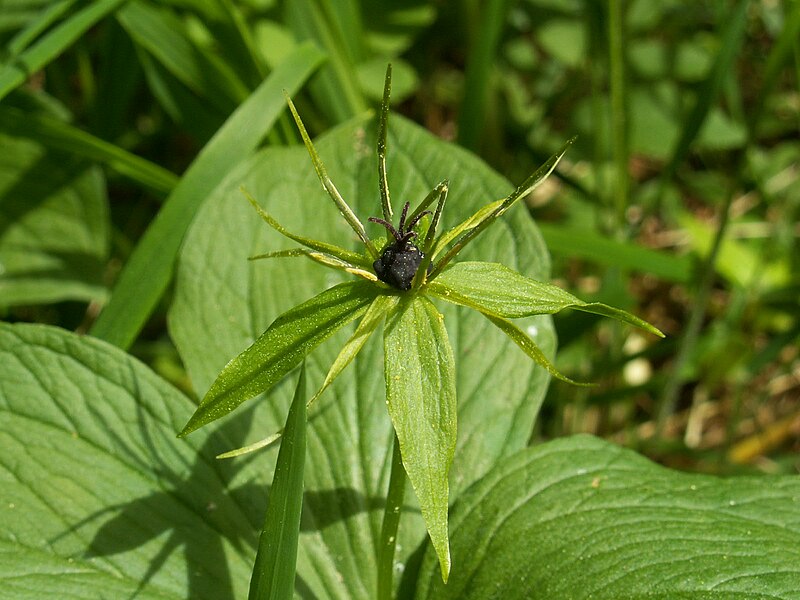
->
0, 105, 178, 194
5, 0, 78, 58
285, 0, 366, 121
116, 0, 249, 112
0, 0, 127, 102
90, 42, 325, 349
248, 364, 307, 600
457, 0, 511, 150
661, 0, 748, 183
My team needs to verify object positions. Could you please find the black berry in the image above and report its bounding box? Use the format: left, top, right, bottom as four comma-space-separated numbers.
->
369, 202, 431, 291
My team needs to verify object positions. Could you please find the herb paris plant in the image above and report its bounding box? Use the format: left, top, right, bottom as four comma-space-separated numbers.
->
178, 65, 663, 583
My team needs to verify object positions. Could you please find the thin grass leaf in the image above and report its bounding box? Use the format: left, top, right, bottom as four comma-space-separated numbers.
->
0, 106, 178, 194
217, 431, 283, 459
747, 0, 800, 135
608, 0, 628, 223
482, 313, 589, 385
0, 0, 127, 102
429, 261, 663, 337
285, 0, 367, 121
661, 0, 748, 183
90, 43, 325, 350
116, 0, 249, 112
285, 94, 378, 257
217, 0, 268, 80
5, 0, 77, 58
384, 295, 456, 582
180, 280, 377, 437
457, 0, 511, 150
248, 364, 306, 600
537, 224, 693, 283
429, 137, 574, 278
243, 187, 371, 268
377, 433, 405, 600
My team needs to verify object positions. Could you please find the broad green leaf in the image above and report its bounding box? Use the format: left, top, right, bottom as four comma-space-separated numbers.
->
384, 295, 457, 582
0, 118, 109, 307
249, 366, 307, 600
180, 280, 378, 437
90, 42, 325, 350
0, 0, 127, 101
417, 435, 800, 599
0, 323, 256, 599
430, 261, 663, 337
169, 115, 556, 598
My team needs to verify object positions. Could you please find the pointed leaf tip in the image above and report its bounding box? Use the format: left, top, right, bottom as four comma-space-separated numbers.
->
384, 296, 456, 586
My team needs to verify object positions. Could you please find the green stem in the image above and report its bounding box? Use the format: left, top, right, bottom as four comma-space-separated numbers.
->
377, 433, 406, 600
656, 189, 734, 433
608, 0, 628, 229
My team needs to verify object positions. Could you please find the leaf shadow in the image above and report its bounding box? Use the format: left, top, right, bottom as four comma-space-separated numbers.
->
62, 393, 393, 599
77, 408, 259, 600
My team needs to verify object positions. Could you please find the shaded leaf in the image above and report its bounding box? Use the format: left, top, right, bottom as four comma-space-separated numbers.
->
0, 0, 127, 101
0, 323, 255, 599
0, 119, 109, 307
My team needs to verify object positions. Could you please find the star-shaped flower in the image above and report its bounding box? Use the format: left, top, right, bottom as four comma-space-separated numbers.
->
179, 65, 663, 582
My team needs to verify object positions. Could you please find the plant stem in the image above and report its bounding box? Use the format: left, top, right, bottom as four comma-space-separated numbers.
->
656, 189, 734, 433
377, 433, 406, 600
608, 0, 628, 229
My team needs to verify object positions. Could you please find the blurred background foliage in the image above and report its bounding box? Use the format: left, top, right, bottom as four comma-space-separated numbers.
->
1, 0, 798, 474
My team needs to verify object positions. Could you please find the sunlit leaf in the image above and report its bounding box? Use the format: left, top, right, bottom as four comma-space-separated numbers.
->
180, 281, 378, 437
430, 261, 663, 337
417, 435, 800, 599
482, 313, 589, 385
384, 295, 456, 582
